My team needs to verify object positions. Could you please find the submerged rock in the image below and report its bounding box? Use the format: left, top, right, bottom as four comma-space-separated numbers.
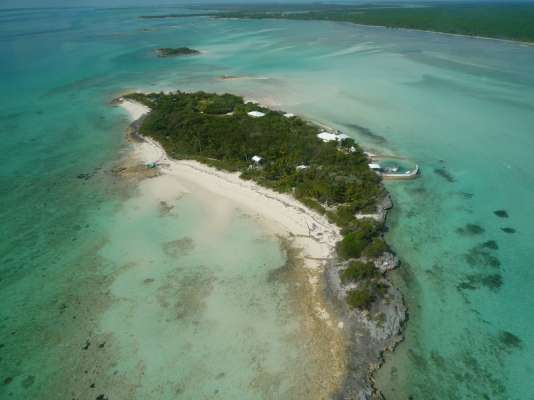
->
344, 122, 387, 144
457, 273, 503, 291
156, 47, 200, 57
456, 223, 485, 235
501, 227, 516, 234
493, 209, 509, 218
459, 191, 474, 199
21, 375, 35, 388
434, 167, 455, 182
464, 246, 501, 268
162, 237, 195, 257
482, 240, 499, 250
499, 331, 522, 350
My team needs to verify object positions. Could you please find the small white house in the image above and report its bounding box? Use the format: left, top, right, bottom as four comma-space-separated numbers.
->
284, 113, 295, 118
248, 111, 266, 118
317, 131, 339, 142
296, 164, 309, 170
251, 155, 263, 164
350, 146, 357, 153
368, 163, 382, 171
317, 131, 350, 143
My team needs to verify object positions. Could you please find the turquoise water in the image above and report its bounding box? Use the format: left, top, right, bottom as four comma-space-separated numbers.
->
1, 6, 534, 399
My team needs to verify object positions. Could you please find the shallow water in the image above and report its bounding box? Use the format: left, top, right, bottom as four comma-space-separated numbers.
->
1, 6, 533, 399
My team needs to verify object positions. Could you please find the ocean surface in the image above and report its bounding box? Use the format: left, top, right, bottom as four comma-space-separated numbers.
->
1, 6, 533, 400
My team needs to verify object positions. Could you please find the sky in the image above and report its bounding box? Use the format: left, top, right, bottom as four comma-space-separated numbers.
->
2, 0, 532, 10
0, 0, 534, 9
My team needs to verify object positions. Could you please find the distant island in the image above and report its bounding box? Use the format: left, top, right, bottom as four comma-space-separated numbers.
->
155, 47, 200, 57
208, 3, 534, 44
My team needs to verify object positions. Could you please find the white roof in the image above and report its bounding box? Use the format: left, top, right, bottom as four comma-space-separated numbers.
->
317, 132, 339, 142
368, 163, 382, 169
317, 131, 350, 143
296, 165, 309, 170
284, 113, 295, 118
251, 155, 263, 163
248, 111, 265, 118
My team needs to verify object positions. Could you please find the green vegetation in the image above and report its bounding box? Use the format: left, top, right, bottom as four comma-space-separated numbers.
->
340, 260, 389, 310
213, 3, 534, 43
337, 218, 381, 259
346, 281, 388, 310
362, 237, 388, 258
156, 47, 200, 57
347, 286, 375, 310
140, 14, 209, 19
125, 90, 389, 309
126, 91, 384, 215
340, 261, 378, 284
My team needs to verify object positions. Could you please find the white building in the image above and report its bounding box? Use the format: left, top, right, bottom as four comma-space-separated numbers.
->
296, 164, 309, 170
248, 111, 266, 118
317, 131, 350, 143
317, 131, 339, 142
251, 155, 263, 164
368, 163, 382, 171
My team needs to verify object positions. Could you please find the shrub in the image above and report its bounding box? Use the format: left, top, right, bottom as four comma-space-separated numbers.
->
340, 261, 378, 283
362, 237, 388, 258
337, 232, 367, 259
346, 287, 375, 310
297, 196, 326, 215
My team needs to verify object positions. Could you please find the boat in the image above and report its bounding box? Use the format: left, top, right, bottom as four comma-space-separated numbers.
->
368, 161, 420, 180
381, 164, 419, 180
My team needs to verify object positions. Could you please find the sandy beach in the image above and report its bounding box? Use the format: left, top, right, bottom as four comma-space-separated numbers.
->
119, 99, 342, 322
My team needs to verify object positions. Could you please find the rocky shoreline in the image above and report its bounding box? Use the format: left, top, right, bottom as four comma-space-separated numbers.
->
326, 196, 406, 400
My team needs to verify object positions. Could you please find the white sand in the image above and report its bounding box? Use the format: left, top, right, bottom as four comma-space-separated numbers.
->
118, 99, 342, 322
119, 98, 151, 121
136, 137, 341, 261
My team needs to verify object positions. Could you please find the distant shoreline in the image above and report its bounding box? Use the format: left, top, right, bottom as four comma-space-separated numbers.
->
211, 13, 534, 47
345, 22, 534, 47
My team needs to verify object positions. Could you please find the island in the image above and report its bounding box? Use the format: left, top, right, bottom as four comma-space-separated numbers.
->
119, 91, 405, 397
155, 47, 200, 57
210, 3, 534, 44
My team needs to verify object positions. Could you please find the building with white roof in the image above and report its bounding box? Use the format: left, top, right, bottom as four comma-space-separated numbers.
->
368, 163, 382, 170
248, 111, 266, 118
317, 131, 350, 143
317, 131, 339, 142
